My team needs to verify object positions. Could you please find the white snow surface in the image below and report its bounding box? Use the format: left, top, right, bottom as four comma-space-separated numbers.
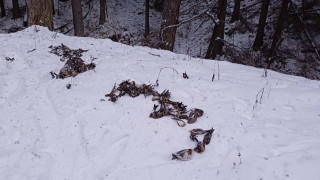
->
1, 26, 320, 180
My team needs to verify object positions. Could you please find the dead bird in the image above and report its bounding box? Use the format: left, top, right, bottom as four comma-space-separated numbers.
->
190, 128, 207, 136
172, 149, 193, 160
194, 141, 205, 153
105, 83, 118, 102
203, 128, 214, 145
188, 108, 204, 124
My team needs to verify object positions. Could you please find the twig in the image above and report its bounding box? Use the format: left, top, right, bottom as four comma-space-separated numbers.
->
253, 80, 268, 110
148, 52, 161, 57
238, 152, 242, 164
54, 19, 73, 31
240, 122, 247, 133
27, 48, 36, 53
155, 67, 179, 86
161, 10, 210, 41
262, 68, 268, 78
240, 0, 262, 11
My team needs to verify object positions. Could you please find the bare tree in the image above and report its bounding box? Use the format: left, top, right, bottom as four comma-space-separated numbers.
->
145, 0, 150, 37
205, 0, 227, 59
253, 0, 270, 50
71, 0, 84, 36
154, 0, 164, 11
52, 0, 55, 15
230, 0, 241, 23
99, 0, 106, 25
0, 0, 5, 18
267, 0, 289, 67
12, 0, 21, 19
27, 0, 54, 30
160, 0, 182, 51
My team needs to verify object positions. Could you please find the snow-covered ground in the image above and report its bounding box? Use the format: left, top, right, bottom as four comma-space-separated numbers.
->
1, 26, 320, 180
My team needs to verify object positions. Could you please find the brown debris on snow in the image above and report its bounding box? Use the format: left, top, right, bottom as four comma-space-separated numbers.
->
49, 44, 95, 79
58, 57, 95, 79
172, 149, 193, 161
189, 128, 214, 154
49, 43, 88, 62
173, 128, 214, 160
105, 80, 214, 160
105, 80, 203, 127
105, 80, 157, 102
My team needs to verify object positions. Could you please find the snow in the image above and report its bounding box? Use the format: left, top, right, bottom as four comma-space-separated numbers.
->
1, 26, 320, 180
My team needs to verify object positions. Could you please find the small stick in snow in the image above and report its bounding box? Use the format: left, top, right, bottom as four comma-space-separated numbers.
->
155, 67, 179, 86
52, 32, 58, 39
148, 52, 161, 57
262, 68, 268, 78
253, 80, 268, 110
27, 49, 36, 53
238, 152, 242, 164
240, 122, 247, 133
212, 73, 215, 81
5, 57, 15, 62
183, 71, 189, 79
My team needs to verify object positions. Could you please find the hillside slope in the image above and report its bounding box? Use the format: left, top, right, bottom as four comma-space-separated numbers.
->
0, 26, 320, 180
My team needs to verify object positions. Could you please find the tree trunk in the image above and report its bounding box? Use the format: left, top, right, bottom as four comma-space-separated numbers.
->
153, 0, 164, 12
267, 0, 289, 67
253, 0, 270, 50
99, 0, 106, 25
0, 0, 5, 18
160, 0, 181, 51
145, 0, 150, 37
12, 0, 21, 19
27, 0, 54, 30
230, 0, 241, 23
71, 0, 84, 36
52, 0, 55, 15
205, 0, 227, 59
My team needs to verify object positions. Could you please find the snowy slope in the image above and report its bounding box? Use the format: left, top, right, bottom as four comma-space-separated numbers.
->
0, 26, 320, 180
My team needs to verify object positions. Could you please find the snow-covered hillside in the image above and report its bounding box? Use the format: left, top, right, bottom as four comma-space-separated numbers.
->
1, 26, 320, 180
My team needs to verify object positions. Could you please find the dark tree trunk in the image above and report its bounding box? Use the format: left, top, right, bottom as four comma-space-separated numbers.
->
153, 0, 164, 12
160, 0, 181, 51
99, 0, 106, 25
71, 0, 84, 36
52, 0, 55, 15
145, 0, 150, 37
205, 0, 227, 59
230, 0, 241, 23
253, 0, 270, 50
0, 0, 5, 18
27, 0, 54, 30
267, 0, 289, 67
12, 0, 21, 19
